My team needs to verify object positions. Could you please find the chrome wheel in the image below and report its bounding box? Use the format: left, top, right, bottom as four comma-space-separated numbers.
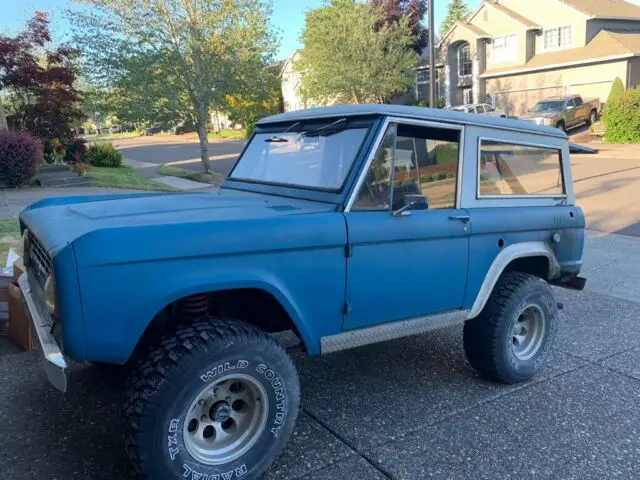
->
511, 305, 546, 361
183, 374, 268, 465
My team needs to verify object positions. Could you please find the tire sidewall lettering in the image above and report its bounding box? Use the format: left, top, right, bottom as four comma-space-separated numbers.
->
159, 355, 292, 479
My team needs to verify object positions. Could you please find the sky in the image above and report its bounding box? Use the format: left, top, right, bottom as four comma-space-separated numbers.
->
0, 0, 483, 60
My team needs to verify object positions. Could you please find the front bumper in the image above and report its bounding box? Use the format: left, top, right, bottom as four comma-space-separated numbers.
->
17, 272, 68, 393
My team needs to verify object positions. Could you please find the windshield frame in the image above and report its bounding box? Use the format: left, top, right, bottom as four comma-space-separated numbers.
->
224, 117, 377, 200
532, 101, 565, 112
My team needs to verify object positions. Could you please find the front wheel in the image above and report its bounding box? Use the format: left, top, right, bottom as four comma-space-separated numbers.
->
556, 121, 566, 132
463, 272, 558, 384
123, 318, 300, 479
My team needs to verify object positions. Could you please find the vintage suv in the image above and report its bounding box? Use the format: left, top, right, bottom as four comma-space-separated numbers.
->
19, 105, 586, 479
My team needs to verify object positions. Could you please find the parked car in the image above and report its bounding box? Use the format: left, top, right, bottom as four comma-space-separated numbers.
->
109, 126, 121, 134
18, 104, 586, 480
142, 125, 163, 136
520, 95, 600, 132
173, 122, 197, 135
449, 103, 507, 118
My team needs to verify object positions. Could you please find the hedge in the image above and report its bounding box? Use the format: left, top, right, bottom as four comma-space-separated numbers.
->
604, 88, 640, 144
86, 142, 123, 168
0, 130, 43, 187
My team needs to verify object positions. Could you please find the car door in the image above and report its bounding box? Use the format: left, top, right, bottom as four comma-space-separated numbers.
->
565, 98, 577, 127
573, 96, 587, 123
342, 120, 470, 330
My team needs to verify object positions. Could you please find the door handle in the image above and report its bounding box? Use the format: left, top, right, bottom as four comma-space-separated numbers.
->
448, 215, 470, 223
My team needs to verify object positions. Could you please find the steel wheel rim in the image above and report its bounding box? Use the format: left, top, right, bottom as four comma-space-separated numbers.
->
183, 373, 268, 465
511, 305, 546, 361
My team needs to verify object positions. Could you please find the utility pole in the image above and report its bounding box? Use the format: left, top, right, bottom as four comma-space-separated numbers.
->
428, 0, 436, 108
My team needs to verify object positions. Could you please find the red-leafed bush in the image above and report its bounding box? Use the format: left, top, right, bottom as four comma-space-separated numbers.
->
64, 137, 87, 164
0, 130, 43, 186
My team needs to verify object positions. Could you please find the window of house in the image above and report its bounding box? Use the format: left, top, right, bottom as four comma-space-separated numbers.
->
415, 68, 440, 102
544, 25, 572, 50
479, 140, 565, 197
491, 34, 517, 63
458, 44, 472, 77
353, 123, 461, 211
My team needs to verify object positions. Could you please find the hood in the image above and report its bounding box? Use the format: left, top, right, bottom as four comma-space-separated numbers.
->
20, 189, 336, 254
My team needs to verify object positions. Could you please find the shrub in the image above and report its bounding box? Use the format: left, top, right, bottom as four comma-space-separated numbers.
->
0, 130, 43, 187
603, 88, 640, 144
86, 142, 123, 167
64, 138, 87, 164
607, 77, 625, 106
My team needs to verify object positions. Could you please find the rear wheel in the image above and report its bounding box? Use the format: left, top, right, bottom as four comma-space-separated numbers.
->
555, 121, 566, 132
587, 110, 597, 126
463, 272, 558, 384
122, 318, 300, 479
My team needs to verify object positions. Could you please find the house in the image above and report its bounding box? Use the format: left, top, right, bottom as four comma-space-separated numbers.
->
438, 0, 640, 115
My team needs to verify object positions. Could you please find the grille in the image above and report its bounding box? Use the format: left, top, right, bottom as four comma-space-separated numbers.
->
28, 231, 52, 287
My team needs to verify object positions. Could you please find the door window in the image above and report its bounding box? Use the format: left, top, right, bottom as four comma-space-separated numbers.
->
573, 96, 583, 107
353, 123, 461, 211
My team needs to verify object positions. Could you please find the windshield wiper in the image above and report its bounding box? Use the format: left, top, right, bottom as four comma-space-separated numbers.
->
302, 118, 347, 137
264, 121, 302, 143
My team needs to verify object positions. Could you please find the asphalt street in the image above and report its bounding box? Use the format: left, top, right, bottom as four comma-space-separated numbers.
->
1, 231, 640, 480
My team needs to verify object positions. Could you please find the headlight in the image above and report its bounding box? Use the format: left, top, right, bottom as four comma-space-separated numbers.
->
544, 118, 555, 126
44, 273, 57, 315
22, 230, 29, 266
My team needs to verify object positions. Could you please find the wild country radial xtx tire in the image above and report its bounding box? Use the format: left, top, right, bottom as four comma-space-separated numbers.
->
463, 272, 558, 384
122, 318, 300, 479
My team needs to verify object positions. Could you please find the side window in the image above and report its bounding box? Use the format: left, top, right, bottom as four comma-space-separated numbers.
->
479, 140, 565, 196
352, 124, 396, 210
477, 105, 486, 114
574, 96, 583, 107
394, 124, 460, 210
566, 99, 576, 109
353, 123, 461, 211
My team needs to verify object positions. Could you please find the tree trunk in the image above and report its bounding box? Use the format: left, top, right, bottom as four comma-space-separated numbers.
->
196, 102, 211, 173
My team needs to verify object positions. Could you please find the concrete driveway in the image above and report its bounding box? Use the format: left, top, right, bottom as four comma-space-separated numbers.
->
1, 230, 640, 480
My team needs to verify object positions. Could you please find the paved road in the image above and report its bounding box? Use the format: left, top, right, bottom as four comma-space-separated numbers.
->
1, 231, 640, 479
113, 134, 245, 177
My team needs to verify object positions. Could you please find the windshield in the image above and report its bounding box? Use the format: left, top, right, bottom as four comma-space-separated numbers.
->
532, 101, 564, 112
230, 125, 368, 190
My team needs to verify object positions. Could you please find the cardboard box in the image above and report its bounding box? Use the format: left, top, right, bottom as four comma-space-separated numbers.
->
8, 281, 37, 351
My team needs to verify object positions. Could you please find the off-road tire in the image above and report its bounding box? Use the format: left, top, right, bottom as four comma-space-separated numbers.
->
463, 272, 558, 384
556, 121, 566, 132
587, 110, 597, 127
122, 318, 300, 480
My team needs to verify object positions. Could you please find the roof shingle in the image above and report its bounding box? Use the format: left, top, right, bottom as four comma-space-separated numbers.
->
560, 0, 640, 19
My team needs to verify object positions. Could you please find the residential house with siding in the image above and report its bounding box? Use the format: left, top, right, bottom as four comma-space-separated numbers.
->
438, 0, 640, 115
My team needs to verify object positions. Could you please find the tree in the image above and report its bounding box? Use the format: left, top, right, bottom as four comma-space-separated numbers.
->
607, 77, 625, 106
0, 12, 84, 141
440, 0, 471, 38
297, 0, 418, 105
70, 0, 278, 173
224, 62, 283, 137
372, 0, 427, 53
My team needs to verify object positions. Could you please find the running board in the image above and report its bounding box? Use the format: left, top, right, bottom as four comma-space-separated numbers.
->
321, 310, 470, 354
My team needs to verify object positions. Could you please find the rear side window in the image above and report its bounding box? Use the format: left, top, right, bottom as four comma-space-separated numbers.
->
574, 97, 583, 107
478, 140, 565, 197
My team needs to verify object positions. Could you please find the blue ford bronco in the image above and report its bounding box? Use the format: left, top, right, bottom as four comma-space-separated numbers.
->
19, 105, 585, 479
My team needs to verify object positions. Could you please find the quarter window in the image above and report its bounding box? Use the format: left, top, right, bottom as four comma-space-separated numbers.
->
353, 123, 460, 211
479, 140, 565, 197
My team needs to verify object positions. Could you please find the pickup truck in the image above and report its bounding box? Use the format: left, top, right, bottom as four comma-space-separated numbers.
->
520, 95, 600, 132
19, 105, 586, 479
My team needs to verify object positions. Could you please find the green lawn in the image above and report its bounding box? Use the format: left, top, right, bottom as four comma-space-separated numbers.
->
208, 129, 246, 141
159, 165, 225, 186
91, 166, 178, 191
0, 217, 21, 266
82, 132, 140, 142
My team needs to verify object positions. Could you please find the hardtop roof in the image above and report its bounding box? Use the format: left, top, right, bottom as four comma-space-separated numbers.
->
257, 104, 567, 138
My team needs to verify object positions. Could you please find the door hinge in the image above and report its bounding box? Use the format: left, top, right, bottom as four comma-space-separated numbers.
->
342, 302, 352, 315
345, 244, 352, 258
